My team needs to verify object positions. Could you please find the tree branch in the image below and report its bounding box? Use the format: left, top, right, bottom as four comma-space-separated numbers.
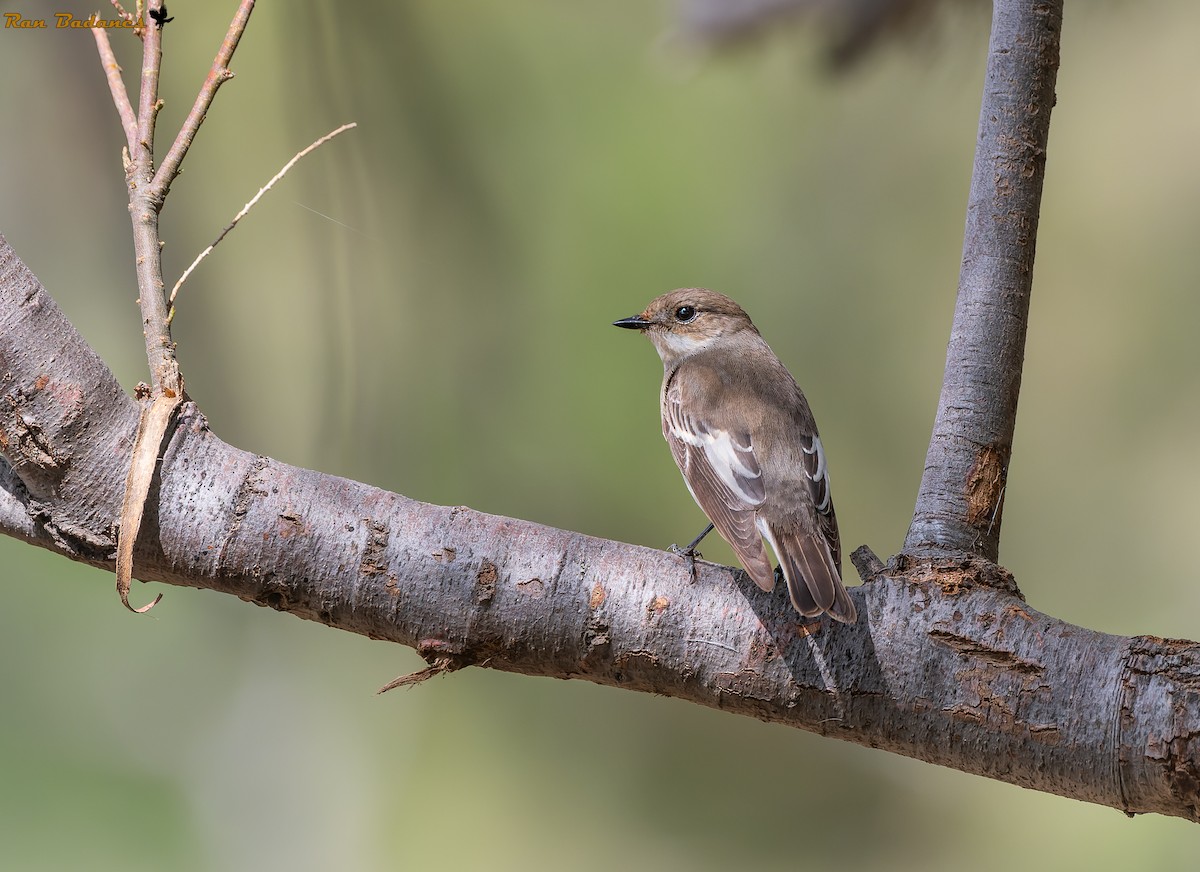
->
114, 2, 178, 609
152, 0, 256, 199
93, 0, 256, 608
906, 0, 1062, 560
5, 0, 1196, 831
168, 121, 357, 316
91, 27, 138, 155
123, 0, 259, 391
1, 234, 1197, 822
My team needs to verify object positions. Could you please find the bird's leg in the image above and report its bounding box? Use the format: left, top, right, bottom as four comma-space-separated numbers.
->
679, 523, 715, 555
670, 522, 714, 557
669, 523, 714, 583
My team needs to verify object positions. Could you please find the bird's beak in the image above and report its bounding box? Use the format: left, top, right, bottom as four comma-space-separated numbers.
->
613, 315, 652, 330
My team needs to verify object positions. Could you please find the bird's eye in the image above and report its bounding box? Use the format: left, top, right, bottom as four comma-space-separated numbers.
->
674, 305, 697, 323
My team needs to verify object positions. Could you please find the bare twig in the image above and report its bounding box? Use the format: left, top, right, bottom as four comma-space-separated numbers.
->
125, 2, 173, 392
133, 4, 162, 164
153, 0, 256, 198
90, 27, 137, 154
168, 122, 358, 314
109, 1, 137, 27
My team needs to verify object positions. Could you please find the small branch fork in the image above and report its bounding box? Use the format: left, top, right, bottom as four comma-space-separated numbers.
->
92, 2, 353, 612
89, 1, 259, 611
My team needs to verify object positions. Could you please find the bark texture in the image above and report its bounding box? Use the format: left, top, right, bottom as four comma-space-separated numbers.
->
3, 0, 1196, 831
2, 235, 1198, 822
905, 0, 1061, 560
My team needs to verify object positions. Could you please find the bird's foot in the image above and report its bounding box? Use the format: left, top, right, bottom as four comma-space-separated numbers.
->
668, 523, 714, 584
668, 542, 703, 583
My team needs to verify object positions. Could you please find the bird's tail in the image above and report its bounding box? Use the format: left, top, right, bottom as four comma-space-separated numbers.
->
768, 526, 857, 623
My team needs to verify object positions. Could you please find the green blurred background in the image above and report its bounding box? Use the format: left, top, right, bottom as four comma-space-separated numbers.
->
2, 1, 1198, 869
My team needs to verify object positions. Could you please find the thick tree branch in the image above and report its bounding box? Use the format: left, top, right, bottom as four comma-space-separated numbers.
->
1, 235, 1197, 822
906, 0, 1062, 560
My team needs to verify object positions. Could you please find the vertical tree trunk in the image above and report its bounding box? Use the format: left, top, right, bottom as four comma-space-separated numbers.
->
905, 0, 1063, 560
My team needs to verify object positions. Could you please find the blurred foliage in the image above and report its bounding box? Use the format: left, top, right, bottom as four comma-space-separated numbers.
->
676, 0, 989, 69
1, 0, 1199, 869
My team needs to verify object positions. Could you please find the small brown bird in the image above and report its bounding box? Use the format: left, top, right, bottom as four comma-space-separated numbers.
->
614, 289, 856, 623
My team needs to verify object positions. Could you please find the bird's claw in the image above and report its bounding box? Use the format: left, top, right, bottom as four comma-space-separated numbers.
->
668, 523, 714, 584
668, 542, 703, 583
667, 542, 703, 559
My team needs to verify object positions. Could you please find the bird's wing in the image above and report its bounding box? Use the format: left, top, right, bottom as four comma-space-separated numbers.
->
760, 433, 856, 623
663, 376, 776, 591
800, 433, 841, 570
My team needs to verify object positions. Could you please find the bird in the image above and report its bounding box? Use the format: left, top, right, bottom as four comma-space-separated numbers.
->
614, 288, 856, 623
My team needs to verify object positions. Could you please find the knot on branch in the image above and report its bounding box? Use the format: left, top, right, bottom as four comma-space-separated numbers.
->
850, 544, 885, 580
1, 374, 82, 493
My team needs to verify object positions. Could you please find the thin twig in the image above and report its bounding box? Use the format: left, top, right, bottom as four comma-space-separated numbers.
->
153, 0, 256, 198
108, 1, 136, 26
134, 2, 163, 162
90, 26, 137, 154
126, 11, 173, 392
168, 122, 358, 313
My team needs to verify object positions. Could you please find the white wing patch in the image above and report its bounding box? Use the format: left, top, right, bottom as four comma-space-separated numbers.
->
802, 434, 831, 512
668, 419, 765, 507
755, 516, 775, 548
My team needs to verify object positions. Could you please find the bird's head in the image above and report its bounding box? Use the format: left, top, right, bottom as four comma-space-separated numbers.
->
613, 288, 759, 367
